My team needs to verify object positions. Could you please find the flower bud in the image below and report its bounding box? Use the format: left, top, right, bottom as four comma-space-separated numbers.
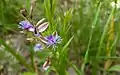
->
20, 8, 27, 17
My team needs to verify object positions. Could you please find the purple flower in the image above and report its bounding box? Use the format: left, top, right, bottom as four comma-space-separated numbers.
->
46, 35, 56, 46
19, 19, 49, 36
39, 32, 62, 47
19, 20, 34, 31
34, 43, 43, 52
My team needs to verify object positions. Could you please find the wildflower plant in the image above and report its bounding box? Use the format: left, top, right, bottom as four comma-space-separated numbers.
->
0, 0, 75, 75
17, 0, 64, 74
18, 18, 62, 51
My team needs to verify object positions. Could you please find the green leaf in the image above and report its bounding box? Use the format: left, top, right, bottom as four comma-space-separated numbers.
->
97, 3, 115, 57
71, 64, 81, 75
0, 51, 6, 60
63, 8, 73, 31
26, 0, 31, 13
61, 36, 74, 54
108, 65, 120, 72
81, 3, 102, 74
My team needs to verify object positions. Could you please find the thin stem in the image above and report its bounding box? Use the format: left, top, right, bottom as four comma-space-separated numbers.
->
81, 3, 101, 74
96, 7, 115, 58
34, 58, 39, 75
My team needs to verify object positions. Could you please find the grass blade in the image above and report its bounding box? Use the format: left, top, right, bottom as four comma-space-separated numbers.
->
96, 5, 115, 58
0, 39, 33, 71
80, 3, 102, 75
61, 36, 74, 54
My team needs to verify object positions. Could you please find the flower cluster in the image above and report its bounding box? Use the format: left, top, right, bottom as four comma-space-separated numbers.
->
18, 18, 62, 70
19, 18, 62, 51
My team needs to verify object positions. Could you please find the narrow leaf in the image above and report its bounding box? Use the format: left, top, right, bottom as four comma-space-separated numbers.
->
72, 64, 81, 75
108, 65, 120, 72
61, 36, 74, 53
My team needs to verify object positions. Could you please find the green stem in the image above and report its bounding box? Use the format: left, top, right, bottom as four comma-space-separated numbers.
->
81, 3, 101, 74
96, 6, 115, 58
